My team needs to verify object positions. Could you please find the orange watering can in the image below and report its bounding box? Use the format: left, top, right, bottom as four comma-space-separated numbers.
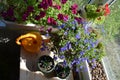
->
16, 32, 49, 53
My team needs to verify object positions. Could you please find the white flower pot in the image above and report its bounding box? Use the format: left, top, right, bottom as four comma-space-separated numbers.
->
78, 58, 109, 80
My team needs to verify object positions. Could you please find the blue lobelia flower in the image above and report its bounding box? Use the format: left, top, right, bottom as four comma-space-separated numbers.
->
66, 41, 72, 50
87, 45, 91, 50
59, 55, 65, 59
58, 23, 66, 29
63, 60, 67, 66
91, 42, 95, 48
53, 55, 57, 61
84, 39, 89, 44
72, 26, 76, 30
60, 45, 67, 52
64, 31, 68, 35
80, 51, 85, 55
75, 33, 80, 40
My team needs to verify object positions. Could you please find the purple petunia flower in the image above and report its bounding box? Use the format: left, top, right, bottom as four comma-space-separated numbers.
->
27, 6, 34, 13
35, 15, 41, 21
22, 13, 29, 21
7, 8, 14, 16
48, 0, 53, 6
74, 17, 83, 24
57, 13, 64, 20
38, 1, 49, 9
39, 11, 46, 18
47, 27, 52, 33
61, 0, 67, 4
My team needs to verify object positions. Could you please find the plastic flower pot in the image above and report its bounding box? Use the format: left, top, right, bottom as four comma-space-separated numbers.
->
78, 59, 109, 80
55, 62, 70, 79
38, 55, 55, 74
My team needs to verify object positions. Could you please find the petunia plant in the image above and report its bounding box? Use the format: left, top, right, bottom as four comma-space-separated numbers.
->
83, 3, 110, 24
0, 0, 80, 28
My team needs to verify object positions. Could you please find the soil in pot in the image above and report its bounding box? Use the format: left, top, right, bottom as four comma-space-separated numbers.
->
55, 62, 70, 79
89, 60, 107, 80
38, 55, 55, 74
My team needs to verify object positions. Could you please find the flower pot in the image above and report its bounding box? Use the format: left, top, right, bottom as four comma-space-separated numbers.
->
79, 59, 109, 80
38, 55, 55, 74
55, 62, 70, 79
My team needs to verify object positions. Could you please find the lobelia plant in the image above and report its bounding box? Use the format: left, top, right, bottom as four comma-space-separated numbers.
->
51, 19, 105, 71
0, 0, 80, 29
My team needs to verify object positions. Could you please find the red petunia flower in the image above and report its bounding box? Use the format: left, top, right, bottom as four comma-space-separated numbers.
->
104, 4, 110, 16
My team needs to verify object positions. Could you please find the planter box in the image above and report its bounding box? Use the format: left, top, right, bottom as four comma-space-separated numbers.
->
78, 59, 109, 80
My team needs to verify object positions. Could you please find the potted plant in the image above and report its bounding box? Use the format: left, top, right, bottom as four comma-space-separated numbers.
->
38, 55, 55, 74
55, 62, 70, 79
50, 18, 106, 79
0, 0, 80, 30
78, 3, 110, 24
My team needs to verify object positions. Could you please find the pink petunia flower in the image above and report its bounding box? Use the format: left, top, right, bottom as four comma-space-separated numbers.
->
71, 4, 78, 10
71, 4, 78, 14
71, 10, 77, 14
63, 15, 68, 22
47, 17, 57, 25
53, 5, 61, 10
